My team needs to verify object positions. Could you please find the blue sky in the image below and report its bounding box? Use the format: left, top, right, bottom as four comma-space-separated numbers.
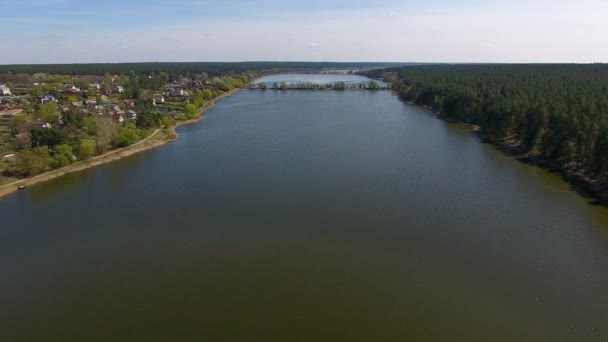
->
0, 0, 606, 64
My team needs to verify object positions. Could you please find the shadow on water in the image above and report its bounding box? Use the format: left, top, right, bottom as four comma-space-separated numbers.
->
473, 133, 608, 208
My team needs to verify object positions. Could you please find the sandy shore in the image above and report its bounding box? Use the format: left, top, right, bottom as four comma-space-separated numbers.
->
0, 88, 241, 199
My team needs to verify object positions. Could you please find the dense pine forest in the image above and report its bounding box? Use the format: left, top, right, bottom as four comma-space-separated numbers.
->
367, 64, 608, 185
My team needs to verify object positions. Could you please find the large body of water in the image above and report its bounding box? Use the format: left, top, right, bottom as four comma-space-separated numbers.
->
2, 75, 608, 341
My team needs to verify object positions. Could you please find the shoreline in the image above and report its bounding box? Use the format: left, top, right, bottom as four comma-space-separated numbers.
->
395, 93, 608, 207
0, 88, 242, 200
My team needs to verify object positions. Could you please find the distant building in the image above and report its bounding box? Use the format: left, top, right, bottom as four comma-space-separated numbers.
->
90, 83, 102, 90
36, 94, 58, 104
100, 87, 113, 96
65, 84, 81, 93
112, 113, 125, 123
167, 87, 188, 97
115, 86, 124, 94
125, 99, 137, 109
0, 84, 11, 96
31, 120, 52, 129
126, 110, 137, 120
153, 94, 165, 106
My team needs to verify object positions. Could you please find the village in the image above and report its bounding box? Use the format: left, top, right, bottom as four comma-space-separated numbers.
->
0, 71, 254, 181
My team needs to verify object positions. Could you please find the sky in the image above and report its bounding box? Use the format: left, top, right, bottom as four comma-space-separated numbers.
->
0, 0, 606, 64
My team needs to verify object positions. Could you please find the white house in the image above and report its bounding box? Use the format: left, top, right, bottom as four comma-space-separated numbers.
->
0, 84, 11, 96
115, 86, 124, 94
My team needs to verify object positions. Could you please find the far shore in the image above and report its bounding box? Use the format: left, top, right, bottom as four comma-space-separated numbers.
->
0, 88, 242, 199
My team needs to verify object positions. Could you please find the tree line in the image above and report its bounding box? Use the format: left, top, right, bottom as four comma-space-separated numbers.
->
0, 62, 404, 77
366, 64, 608, 182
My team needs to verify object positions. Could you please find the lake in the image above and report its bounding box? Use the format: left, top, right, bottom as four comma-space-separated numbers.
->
1, 75, 608, 341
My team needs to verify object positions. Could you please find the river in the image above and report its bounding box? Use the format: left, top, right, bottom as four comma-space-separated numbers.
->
1, 74, 608, 341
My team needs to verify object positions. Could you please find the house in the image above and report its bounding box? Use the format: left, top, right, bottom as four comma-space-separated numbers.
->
153, 94, 165, 106
167, 87, 188, 97
31, 121, 52, 129
107, 104, 125, 118
36, 94, 58, 104
125, 99, 136, 109
90, 83, 101, 90
112, 113, 125, 123
126, 110, 137, 120
0, 84, 11, 96
115, 86, 124, 94
100, 87, 113, 95
87, 103, 104, 115
111, 105, 124, 114
65, 84, 81, 93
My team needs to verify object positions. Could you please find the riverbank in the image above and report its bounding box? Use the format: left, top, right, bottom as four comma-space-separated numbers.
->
168, 88, 241, 141
0, 88, 242, 199
397, 94, 608, 207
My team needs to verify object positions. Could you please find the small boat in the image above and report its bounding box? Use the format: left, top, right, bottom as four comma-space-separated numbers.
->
18, 185, 27, 190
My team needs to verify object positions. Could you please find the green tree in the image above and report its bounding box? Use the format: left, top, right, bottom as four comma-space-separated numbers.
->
113, 126, 141, 148
136, 111, 162, 129
184, 104, 198, 119
78, 140, 96, 160
30, 128, 67, 147
13, 146, 53, 177
51, 144, 75, 169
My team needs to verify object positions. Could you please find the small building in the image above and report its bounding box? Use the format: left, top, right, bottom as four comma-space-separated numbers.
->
90, 83, 102, 90
112, 113, 125, 123
167, 87, 188, 97
0, 84, 11, 96
100, 87, 113, 95
115, 86, 124, 94
65, 84, 81, 93
111, 105, 124, 114
36, 94, 58, 104
125, 99, 136, 109
126, 110, 137, 120
153, 94, 165, 106
87, 102, 103, 114
31, 121, 52, 129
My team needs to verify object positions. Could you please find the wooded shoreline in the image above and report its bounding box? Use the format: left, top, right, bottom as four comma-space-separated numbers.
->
400, 93, 608, 207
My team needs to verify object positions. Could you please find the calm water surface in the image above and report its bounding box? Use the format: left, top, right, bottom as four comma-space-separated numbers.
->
2, 76, 608, 341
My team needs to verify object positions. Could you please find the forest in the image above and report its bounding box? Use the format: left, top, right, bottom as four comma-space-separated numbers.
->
367, 64, 608, 184
0, 62, 405, 77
